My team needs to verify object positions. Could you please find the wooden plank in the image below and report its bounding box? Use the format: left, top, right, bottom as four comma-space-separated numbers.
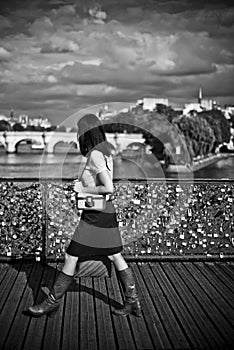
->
23, 263, 58, 350
205, 262, 234, 296
167, 262, 219, 349
151, 262, 201, 348
42, 265, 66, 350
1, 261, 233, 350
61, 281, 80, 350
0, 262, 22, 313
79, 277, 98, 350
196, 262, 234, 310
218, 262, 234, 282
0, 263, 11, 285
159, 262, 210, 349
134, 263, 171, 349
172, 262, 228, 349
105, 269, 136, 350
142, 262, 191, 349
3, 262, 45, 350
127, 263, 159, 350
190, 263, 234, 327
93, 277, 117, 349
182, 262, 234, 348
0, 262, 33, 349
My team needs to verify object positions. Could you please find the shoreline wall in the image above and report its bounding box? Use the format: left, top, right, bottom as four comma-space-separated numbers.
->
166, 153, 232, 173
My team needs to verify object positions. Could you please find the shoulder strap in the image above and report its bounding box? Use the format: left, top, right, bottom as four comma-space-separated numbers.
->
104, 155, 111, 172
78, 157, 89, 180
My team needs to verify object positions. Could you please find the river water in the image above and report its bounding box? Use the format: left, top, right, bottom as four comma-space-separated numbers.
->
0, 146, 233, 180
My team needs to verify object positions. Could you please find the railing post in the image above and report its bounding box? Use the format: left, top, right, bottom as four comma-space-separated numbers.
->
41, 180, 48, 263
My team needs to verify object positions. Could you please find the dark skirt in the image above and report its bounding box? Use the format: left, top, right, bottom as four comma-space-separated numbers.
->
66, 201, 123, 257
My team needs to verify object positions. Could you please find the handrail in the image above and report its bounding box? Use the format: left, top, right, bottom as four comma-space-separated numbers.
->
0, 177, 234, 183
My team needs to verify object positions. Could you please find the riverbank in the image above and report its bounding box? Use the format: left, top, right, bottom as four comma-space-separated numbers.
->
0, 150, 233, 179
166, 153, 232, 173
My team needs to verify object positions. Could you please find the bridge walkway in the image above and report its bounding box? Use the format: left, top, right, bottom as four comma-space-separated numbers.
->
0, 260, 234, 349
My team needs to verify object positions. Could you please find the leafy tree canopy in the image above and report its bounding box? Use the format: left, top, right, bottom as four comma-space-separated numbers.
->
198, 110, 230, 144
12, 123, 25, 131
0, 120, 11, 131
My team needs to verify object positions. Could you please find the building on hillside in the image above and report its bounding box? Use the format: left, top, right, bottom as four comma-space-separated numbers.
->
222, 105, 234, 120
28, 116, 51, 128
18, 114, 29, 128
200, 99, 215, 110
0, 110, 52, 129
183, 87, 216, 116
183, 103, 203, 116
0, 114, 8, 121
137, 97, 169, 111
98, 105, 118, 120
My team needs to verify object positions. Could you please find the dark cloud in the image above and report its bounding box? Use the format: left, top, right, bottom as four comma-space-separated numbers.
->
0, 0, 233, 123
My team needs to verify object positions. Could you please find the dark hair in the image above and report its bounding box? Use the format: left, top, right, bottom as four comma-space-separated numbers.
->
77, 114, 111, 156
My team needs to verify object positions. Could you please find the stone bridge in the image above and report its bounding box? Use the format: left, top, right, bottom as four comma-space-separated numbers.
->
0, 131, 145, 154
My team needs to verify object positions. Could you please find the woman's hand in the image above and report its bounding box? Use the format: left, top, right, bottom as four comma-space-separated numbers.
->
73, 180, 84, 193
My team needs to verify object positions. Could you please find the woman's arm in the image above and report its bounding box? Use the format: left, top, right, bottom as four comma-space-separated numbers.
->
74, 169, 113, 194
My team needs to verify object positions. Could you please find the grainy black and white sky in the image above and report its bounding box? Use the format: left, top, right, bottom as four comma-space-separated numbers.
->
0, 0, 234, 124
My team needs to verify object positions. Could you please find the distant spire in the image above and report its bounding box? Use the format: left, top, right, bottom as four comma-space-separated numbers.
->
10, 109, 14, 119
198, 87, 203, 104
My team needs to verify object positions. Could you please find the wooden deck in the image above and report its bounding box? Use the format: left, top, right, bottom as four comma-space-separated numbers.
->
0, 260, 234, 350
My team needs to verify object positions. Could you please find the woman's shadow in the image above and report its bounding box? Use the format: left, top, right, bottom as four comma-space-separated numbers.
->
11, 258, 123, 317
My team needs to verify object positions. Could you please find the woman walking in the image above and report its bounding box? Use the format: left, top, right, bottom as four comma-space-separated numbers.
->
28, 114, 141, 318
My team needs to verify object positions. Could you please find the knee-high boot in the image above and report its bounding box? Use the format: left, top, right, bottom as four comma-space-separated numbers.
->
113, 267, 141, 317
28, 271, 73, 317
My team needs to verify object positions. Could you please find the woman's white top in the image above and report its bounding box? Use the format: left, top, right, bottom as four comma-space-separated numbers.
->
81, 150, 113, 187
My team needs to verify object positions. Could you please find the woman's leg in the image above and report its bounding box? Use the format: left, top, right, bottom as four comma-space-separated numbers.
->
108, 253, 141, 317
62, 253, 79, 275
108, 252, 128, 271
28, 253, 78, 317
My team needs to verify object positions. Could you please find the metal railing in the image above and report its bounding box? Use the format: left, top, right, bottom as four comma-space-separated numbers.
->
0, 178, 234, 261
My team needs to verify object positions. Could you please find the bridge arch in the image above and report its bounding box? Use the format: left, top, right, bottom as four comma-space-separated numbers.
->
0, 131, 145, 154
42, 132, 77, 154
1, 132, 44, 153
0, 139, 6, 150
53, 140, 78, 153
14, 138, 37, 152
105, 133, 145, 153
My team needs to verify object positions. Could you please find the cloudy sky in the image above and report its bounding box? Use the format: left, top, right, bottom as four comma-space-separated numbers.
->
0, 0, 234, 125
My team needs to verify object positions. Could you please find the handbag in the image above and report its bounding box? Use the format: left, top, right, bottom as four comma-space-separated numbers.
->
73, 256, 113, 279
76, 192, 106, 211
75, 153, 107, 211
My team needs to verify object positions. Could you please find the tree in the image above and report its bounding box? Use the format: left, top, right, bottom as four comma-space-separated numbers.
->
45, 126, 57, 132
143, 131, 165, 160
198, 110, 230, 145
173, 115, 215, 158
142, 110, 191, 164
12, 123, 24, 131
198, 112, 222, 152
156, 104, 177, 122
25, 125, 36, 131
0, 120, 11, 131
